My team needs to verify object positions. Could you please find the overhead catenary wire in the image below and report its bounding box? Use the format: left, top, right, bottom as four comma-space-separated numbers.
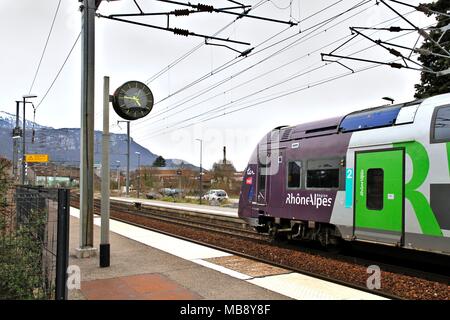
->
145, 0, 269, 84
157, 0, 297, 26
143, 62, 386, 139
28, 0, 62, 95
145, 53, 420, 140
129, 0, 374, 132
192, 26, 425, 121
134, 33, 357, 131
146, 0, 372, 108
97, 0, 412, 137
125, 1, 374, 138
109, 0, 418, 140
269, 0, 293, 11
128, 0, 370, 130
95, 0, 269, 121
135, 24, 427, 139
35, 31, 82, 110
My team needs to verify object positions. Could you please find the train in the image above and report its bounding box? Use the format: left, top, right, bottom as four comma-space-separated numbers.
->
238, 92, 450, 255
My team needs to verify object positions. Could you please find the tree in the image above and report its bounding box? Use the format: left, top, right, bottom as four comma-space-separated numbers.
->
210, 160, 240, 196
0, 158, 12, 207
414, 0, 450, 98
152, 155, 166, 167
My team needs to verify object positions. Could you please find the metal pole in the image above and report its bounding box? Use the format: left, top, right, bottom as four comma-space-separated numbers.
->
79, 0, 96, 252
117, 120, 130, 196
13, 101, 20, 180
100, 76, 110, 268
22, 97, 26, 185
200, 140, 202, 204
117, 164, 121, 195
56, 188, 70, 299
137, 153, 141, 198
126, 121, 130, 196
196, 139, 203, 204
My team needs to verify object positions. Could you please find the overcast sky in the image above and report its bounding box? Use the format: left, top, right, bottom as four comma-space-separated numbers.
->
0, 0, 437, 170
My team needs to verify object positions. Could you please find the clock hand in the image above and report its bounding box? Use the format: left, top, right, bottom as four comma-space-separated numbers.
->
128, 95, 141, 107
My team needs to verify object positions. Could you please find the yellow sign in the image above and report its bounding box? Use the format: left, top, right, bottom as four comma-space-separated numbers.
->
25, 154, 49, 163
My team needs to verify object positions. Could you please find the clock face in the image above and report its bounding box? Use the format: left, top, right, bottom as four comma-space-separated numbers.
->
113, 81, 154, 120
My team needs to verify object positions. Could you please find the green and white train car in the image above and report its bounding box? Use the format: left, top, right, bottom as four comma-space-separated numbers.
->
239, 93, 450, 255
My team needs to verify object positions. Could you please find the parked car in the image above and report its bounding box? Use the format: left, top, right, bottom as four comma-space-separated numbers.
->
145, 192, 162, 200
202, 189, 229, 202
159, 188, 185, 197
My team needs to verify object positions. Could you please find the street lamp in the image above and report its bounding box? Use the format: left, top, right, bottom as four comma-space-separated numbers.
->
21, 94, 37, 185
135, 152, 141, 198
116, 160, 121, 195
195, 139, 203, 204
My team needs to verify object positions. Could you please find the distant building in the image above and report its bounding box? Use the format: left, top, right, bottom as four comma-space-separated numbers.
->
28, 163, 81, 188
138, 166, 211, 193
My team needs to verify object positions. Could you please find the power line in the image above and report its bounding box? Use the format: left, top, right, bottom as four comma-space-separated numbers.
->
136, 25, 425, 139
135, 34, 352, 130
147, 0, 371, 108
157, 0, 297, 26
94, 1, 269, 121
147, 54, 422, 139
144, 62, 385, 139
129, 0, 373, 132
36, 31, 82, 110
127, 0, 359, 127
145, 0, 268, 84
268, 0, 293, 11
28, 0, 62, 95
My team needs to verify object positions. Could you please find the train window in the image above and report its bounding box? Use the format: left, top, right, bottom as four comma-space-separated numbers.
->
307, 169, 339, 188
287, 161, 302, 188
367, 168, 384, 210
306, 159, 340, 189
432, 106, 450, 142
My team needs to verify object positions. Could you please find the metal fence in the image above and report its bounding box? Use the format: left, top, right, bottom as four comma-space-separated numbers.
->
0, 185, 70, 300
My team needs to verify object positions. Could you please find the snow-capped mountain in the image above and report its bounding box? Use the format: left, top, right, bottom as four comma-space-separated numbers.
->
0, 111, 50, 130
0, 110, 196, 170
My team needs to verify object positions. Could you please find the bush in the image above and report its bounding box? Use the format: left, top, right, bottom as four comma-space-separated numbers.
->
0, 204, 48, 299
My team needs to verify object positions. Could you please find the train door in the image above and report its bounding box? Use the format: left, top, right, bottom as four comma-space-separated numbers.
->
267, 149, 284, 209
354, 148, 404, 245
256, 165, 268, 206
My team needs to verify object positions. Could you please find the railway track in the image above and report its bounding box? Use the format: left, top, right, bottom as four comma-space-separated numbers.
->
70, 195, 450, 300
73, 196, 268, 242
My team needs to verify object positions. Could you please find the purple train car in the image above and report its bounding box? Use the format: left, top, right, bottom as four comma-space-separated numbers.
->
238, 93, 450, 255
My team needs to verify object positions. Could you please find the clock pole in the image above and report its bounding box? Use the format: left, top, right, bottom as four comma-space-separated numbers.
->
100, 76, 111, 268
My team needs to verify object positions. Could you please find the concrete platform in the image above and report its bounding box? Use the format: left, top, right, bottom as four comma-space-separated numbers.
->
68, 209, 288, 300
69, 207, 386, 300
109, 196, 238, 217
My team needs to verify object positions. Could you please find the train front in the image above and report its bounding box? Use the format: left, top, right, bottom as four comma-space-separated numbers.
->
238, 145, 259, 227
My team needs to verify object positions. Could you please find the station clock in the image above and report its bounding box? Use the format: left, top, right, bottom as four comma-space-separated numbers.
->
112, 81, 154, 120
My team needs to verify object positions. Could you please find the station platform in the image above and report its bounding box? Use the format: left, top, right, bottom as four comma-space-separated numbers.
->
68, 207, 385, 300
109, 196, 238, 217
